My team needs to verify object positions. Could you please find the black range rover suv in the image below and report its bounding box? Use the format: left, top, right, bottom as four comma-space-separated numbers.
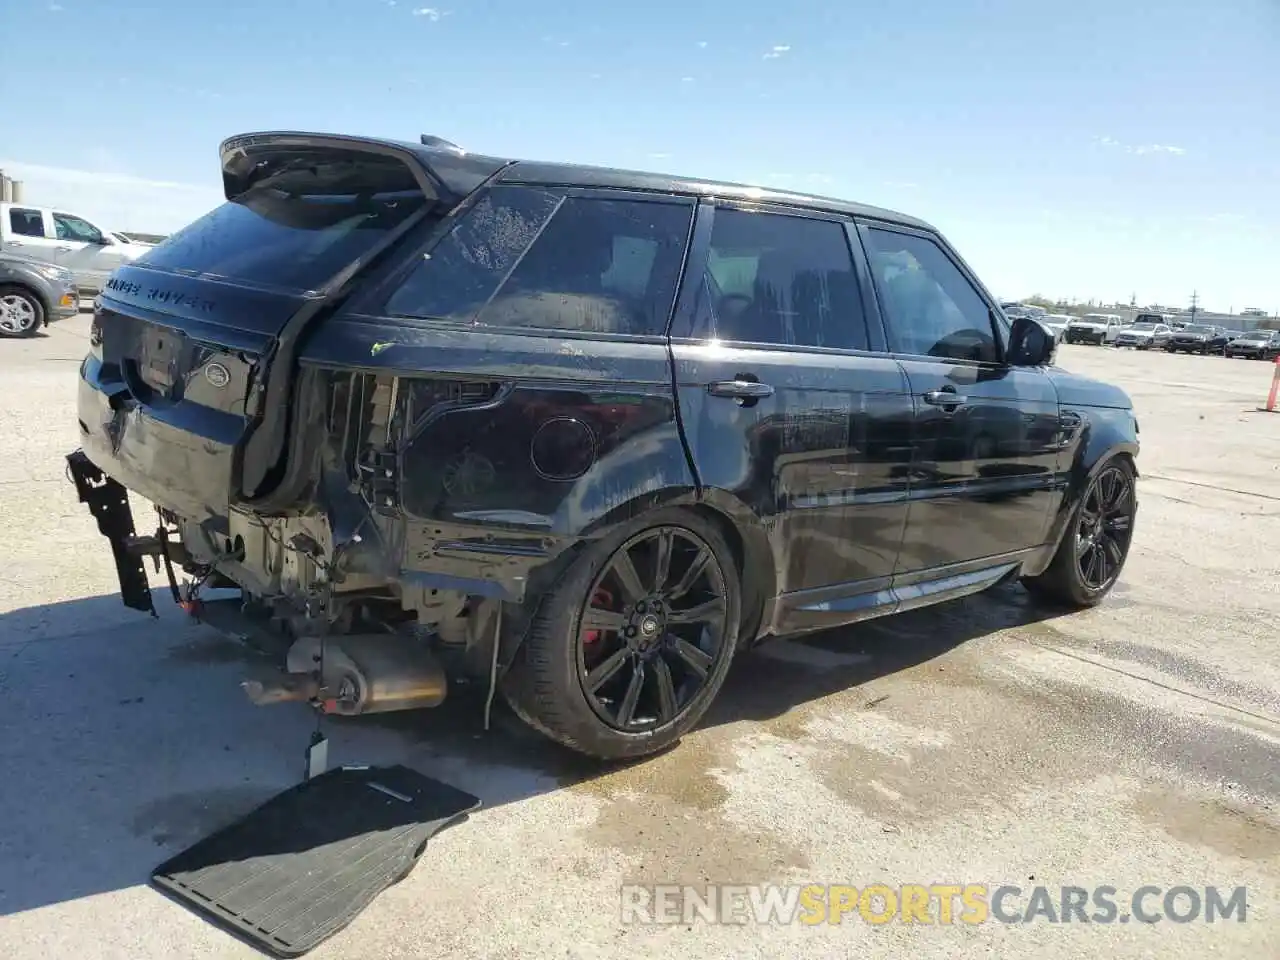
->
68, 131, 1140, 760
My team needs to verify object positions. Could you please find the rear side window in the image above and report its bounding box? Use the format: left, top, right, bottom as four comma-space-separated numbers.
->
689, 208, 869, 351
863, 228, 999, 363
385, 187, 694, 336
8, 208, 46, 238
138, 152, 433, 294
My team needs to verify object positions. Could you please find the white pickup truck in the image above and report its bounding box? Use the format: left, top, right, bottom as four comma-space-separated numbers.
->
0, 202, 154, 295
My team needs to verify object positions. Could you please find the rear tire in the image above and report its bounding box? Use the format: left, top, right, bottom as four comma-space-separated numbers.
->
0, 285, 43, 338
502, 508, 741, 760
1022, 457, 1137, 609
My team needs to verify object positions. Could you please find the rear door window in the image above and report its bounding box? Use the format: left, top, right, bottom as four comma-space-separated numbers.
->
138, 151, 435, 295
385, 187, 694, 336
689, 207, 870, 351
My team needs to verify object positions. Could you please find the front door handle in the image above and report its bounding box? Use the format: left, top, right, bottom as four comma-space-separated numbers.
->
923, 388, 967, 407
708, 379, 775, 399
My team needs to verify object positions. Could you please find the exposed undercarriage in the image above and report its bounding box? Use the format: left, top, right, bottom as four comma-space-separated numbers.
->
66, 446, 508, 723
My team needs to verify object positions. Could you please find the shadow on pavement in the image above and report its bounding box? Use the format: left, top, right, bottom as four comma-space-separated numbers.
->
0, 583, 1068, 919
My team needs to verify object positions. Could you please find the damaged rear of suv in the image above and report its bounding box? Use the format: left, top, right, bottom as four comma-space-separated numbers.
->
71, 131, 718, 759
70, 130, 1140, 761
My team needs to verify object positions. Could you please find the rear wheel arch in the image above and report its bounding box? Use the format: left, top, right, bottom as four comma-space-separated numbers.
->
503, 493, 776, 671
684, 502, 773, 647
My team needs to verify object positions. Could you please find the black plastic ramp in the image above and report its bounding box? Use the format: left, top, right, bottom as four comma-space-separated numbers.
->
152, 764, 480, 957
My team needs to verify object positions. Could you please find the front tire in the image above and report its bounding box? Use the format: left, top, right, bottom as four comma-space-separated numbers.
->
0, 286, 44, 338
502, 508, 741, 760
1022, 457, 1136, 609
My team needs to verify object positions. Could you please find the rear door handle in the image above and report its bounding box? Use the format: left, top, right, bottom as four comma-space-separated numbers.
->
708, 379, 774, 399
923, 388, 967, 406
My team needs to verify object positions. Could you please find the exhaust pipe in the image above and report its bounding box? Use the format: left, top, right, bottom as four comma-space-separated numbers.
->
242, 634, 448, 716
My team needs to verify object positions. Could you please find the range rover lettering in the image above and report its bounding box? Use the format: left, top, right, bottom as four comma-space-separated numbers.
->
67, 131, 1141, 760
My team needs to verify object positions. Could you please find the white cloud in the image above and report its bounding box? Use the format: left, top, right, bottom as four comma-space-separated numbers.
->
412, 7, 440, 18
697, 40, 708, 48
649, 153, 671, 160
680, 76, 694, 83
0, 159, 222, 234
48, 2, 63, 9
1095, 135, 1186, 156
763, 44, 791, 59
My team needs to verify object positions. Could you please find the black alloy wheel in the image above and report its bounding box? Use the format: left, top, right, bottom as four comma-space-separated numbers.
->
502, 508, 741, 760
1075, 463, 1135, 592
577, 526, 729, 733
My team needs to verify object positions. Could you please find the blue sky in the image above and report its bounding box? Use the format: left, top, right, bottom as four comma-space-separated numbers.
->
5, 0, 1278, 312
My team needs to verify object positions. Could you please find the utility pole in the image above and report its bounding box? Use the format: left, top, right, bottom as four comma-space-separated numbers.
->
1189, 290, 1199, 322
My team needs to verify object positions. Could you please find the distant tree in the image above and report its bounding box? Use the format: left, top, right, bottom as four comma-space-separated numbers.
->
1025, 294, 1055, 308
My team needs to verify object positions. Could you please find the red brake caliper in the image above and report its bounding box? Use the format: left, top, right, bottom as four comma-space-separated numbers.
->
584, 585, 615, 646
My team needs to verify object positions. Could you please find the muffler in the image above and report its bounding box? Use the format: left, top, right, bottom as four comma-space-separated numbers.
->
242, 634, 448, 716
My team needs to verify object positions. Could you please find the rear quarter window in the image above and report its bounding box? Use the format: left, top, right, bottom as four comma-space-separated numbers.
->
384, 186, 695, 337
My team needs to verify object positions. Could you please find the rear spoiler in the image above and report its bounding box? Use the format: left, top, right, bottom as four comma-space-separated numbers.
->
218, 130, 509, 205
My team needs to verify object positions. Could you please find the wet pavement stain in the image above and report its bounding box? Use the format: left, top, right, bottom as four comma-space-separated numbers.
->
578, 727, 810, 885
165, 633, 270, 666
131, 785, 278, 849
1135, 787, 1280, 860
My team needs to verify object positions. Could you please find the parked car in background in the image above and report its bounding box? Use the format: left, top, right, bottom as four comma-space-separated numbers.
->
1113, 321, 1172, 350
1040, 313, 1071, 341
0, 250, 78, 337
1209, 329, 1244, 354
1165, 324, 1224, 354
0, 202, 154, 296
1065, 313, 1124, 345
1223, 329, 1280, 360
65, 128, 1140, 761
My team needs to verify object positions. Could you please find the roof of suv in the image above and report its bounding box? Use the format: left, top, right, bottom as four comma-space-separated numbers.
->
221, 130, 934, 233
497, 159, 933, 230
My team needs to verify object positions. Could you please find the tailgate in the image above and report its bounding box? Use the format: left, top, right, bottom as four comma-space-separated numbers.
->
76, 135, 459, 519
78, 269, 306, 519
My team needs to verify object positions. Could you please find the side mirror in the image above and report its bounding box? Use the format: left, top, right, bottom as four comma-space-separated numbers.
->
1008, 315, 1056, 367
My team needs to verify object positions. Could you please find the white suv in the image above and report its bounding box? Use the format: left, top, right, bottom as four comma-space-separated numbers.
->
0, 202, 153, 295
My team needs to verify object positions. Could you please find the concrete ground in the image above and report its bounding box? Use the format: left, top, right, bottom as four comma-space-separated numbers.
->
1, 315, 1277, 959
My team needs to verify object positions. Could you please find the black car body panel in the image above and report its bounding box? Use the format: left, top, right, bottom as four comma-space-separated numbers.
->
70, 129, 1140, 699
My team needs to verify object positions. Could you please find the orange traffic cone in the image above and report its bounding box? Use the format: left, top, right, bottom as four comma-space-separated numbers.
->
1264, 355, 1280, 413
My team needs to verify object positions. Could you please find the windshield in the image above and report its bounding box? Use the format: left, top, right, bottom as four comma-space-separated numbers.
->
1130, 323, 1158, 331
1181, 325, 1215, 334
